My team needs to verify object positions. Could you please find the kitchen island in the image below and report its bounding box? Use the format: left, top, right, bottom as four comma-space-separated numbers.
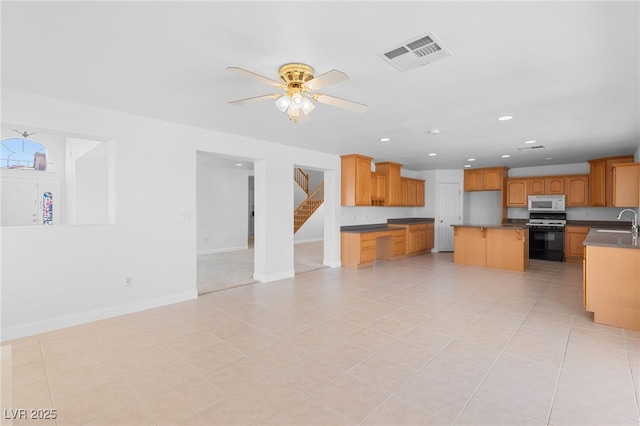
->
452, 224, 529, 272
583, 228, 640, 330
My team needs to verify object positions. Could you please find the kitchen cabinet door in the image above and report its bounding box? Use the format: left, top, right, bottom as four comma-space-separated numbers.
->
406, 179, 418, 206
566, 175, 589, 206
371, 172, 386, 205
341, 154, 372, 206
416, 180, 425, 207
464, 169, 483, 191
613, 163, 639, 207
529, 178, 545, 195
483, 168, 504, 190
546, 177, 564, 194
506, 179, 528, 206
375, 162, 402, 206
565, 226, 590, 262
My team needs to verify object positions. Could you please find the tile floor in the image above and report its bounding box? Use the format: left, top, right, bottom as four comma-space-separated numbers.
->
2, 253, 640, 425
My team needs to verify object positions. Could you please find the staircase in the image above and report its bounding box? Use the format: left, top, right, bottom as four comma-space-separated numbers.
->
294, 168, 324, 233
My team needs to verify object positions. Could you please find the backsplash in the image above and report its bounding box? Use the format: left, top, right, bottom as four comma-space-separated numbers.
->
508, 206, 631, 221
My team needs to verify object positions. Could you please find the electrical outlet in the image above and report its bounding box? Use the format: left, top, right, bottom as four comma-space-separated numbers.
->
125, 277, 133, 286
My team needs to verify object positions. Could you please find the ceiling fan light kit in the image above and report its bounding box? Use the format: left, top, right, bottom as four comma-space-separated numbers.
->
227, 63, 367, 123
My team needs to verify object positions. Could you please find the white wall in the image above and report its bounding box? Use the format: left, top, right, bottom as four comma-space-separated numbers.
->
196, 162, 249, 254
1, 88, 341, 341
75, 142, 109, 224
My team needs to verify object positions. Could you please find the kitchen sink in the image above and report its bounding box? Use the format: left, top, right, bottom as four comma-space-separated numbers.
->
595, 229, 632, 233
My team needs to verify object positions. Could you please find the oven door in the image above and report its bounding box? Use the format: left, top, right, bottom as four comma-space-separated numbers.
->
529, 226, 565, 261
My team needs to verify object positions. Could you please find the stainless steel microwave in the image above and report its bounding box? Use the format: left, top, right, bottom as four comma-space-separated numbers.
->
528, 195, 566, 212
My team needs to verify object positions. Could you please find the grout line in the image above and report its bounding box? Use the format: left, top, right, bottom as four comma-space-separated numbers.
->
546, 327, 572, 425
450, 300, 539, 425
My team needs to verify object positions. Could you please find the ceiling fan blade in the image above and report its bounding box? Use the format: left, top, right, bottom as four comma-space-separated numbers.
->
227, 67, 283, 88
228, 94, 280, 106
305, 69, 349, 91
314, 94, 368, 113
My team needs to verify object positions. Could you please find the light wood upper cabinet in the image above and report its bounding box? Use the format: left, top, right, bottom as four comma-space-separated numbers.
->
464, 167, 508, 191
483, 168, 505, 190
406, 178, 418, 207
506, 179, 528, 206
528, 176, 564, 195
464, 169, 483, 191
528, 178, 545, 195
375, 162, 402, 206
416, 180, 425, 207
546, 177, 564, 194
341, 154, 372, 206
370, 172, 387, 206
612, 163, 639, 207
589, 155, 634, 206
565, 175, 589, 206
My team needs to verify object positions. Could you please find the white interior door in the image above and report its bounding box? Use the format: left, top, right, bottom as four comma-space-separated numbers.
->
436, 182, 461, 252
1, 178, 39, 226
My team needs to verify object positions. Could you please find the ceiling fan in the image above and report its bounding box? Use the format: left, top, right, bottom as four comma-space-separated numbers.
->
227, 63, 367, 122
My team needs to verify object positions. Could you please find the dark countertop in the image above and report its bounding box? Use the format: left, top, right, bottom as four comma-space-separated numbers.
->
453, 224, 529, 230
584, 228, 640, 249
566, 220, 632, 229
504, 219, 632, 230
341, 218, 434, 233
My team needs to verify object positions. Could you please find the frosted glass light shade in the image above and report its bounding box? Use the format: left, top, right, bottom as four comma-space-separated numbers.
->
301, 98, 315, 114
291, 93, 304, 110
275, 95, 291, 112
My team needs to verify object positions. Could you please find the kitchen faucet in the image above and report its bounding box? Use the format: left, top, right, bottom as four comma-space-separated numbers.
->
617, 209, 638, 237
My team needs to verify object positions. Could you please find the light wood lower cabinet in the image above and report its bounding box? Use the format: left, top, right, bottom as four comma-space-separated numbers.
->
584, 245, 640, 330
565, 226, 590, 263
390, 223, 434, 255
453, 226, 529, 271
341, 229, 408, 269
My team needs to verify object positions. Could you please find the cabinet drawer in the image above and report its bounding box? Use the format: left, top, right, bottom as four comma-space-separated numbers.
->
361, 235, 377, 248
361, 247, 376, 263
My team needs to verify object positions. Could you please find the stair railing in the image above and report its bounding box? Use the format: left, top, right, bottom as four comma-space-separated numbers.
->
294, 182, 324, 232
294, 167, 309, 195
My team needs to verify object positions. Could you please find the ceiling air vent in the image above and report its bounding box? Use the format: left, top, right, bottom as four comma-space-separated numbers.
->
378, 32, 452, 72
516, 145, 546, 151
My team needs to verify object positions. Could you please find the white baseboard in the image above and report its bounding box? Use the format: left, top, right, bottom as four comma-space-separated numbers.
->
197, 245, 249, 256
0, 290, 198, 342
253, 270, 295, 283
294, 238, 324, 245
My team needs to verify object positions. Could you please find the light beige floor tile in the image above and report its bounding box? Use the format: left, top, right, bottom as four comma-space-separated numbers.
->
268, 398, 350, 425
99, 329, 163, 356
113, 341, 178, 375
225, 375, 307, 424
127, 358, 200, 399
276, 356, 344, 395
308, 340, 375, 370
178, 398, 254, 425
86, 404, 155, 426
183, 340, 244, 373
141, 376, 224, 425
309, 374, 389, 424
47, 358, 124, 401
361, 395, 440, 425
202, 356, 271, 394
348, 352, 417, 392
456, 393, 547, 425
42, 343, 112, 375
53, 379, 142, 425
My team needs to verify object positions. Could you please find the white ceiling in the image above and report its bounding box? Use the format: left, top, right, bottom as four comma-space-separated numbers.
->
2, 1, 639, 171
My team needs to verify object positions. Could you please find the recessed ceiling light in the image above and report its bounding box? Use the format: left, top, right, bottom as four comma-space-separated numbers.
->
546, 157, 553, 160
501, 154, 510, 158
524, 140, 536, 144
464, 165, 471, 168
235, 163, 243, 167
467, 158, 476, 161
497, 115, 513, 121
428, 153, 437, 156
379, 137, 391, 142
427, 129, 440, 135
